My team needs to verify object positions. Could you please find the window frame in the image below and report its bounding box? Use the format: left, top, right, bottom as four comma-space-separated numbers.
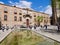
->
4, 15, 7, 21
14, 16, 17, 21
19, 17, 22, 21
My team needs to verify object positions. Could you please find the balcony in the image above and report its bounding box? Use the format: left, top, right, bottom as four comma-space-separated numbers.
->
25, 14, 32, 18
4, 11, 8, 13
14, 12, 17, 14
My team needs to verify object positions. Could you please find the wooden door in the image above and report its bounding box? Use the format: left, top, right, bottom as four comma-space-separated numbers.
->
26, 19, 29, 27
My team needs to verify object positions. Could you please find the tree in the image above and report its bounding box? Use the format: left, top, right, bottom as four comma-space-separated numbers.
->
58, 0, 60, 1
51, 0, 57, 25
51, 0, 60, 25
57, 17, 60, 24
36, 16, 43, 26
58, 0, 60, 9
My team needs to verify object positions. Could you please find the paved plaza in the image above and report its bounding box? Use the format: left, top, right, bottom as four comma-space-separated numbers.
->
0, 25, 60, 43
32, 28, 60, 42
0, 29, 12, 42
32, 26, 60, 42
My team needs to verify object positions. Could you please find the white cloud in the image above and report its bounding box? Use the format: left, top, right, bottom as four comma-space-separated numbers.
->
44, 5, 52, 16
0, 1, 4, 4
40, 11, 44, 12
9, 1, 13, 4
9, 0, 32, 9
39, 6, 43, 8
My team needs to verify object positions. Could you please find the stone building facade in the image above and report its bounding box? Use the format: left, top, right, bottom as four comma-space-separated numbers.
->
0, 3, 50, 28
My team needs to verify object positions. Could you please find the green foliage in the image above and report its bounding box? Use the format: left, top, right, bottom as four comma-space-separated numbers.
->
58, 0, 60, 1
1, 30, 60, 45
54, 41, 59, 45
37, 16, 43, 22
51, 0, 60, 9
59, 3, 60, 9
51, 0, 56, 6
27, 30, 30, 36
13, 35, 18, 45
36, 16, 43, 26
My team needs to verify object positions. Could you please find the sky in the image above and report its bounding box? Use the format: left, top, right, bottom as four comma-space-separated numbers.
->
0, 0, 52, 16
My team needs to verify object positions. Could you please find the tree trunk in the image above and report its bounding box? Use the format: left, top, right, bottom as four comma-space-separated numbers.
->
51, 0, 57, 25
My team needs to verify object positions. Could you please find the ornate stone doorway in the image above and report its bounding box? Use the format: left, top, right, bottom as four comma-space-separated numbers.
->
26, 19, 29, 27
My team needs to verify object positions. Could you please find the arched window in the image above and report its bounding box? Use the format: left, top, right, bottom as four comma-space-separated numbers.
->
4, 7, 7, 11
14, 9, 17, 14
19, 13, 22, 15
4, 15, 7, 21
34, 15, 36, 17
34, 18, 36, 22
19, 17, 22, 21
4, 7, 8, 13
23, 15, 25, 18
14, 16, 17, 21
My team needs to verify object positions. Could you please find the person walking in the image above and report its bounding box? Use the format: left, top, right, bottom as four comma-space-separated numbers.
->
1, 24, 5, 32
6, 24, 9, 30
57, 23, 60, 32
34, 24, 36, 29
44, 24, 47, 30
29, 25, 32, 29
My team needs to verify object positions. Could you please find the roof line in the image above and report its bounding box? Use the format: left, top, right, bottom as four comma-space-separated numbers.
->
0, 3, 49, 15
